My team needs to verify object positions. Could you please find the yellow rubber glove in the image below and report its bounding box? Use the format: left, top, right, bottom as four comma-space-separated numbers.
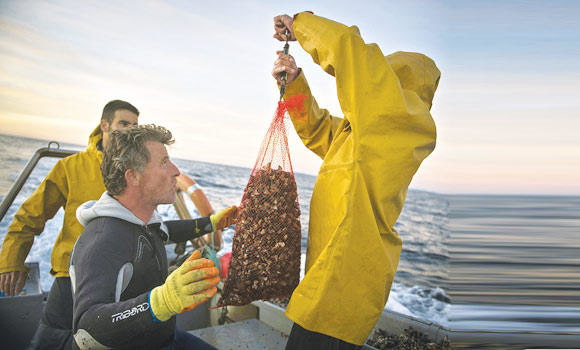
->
150, 250, 220, 321
210, 206, 238, 231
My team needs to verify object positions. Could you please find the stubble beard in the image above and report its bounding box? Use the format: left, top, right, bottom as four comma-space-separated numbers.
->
152, 189, 177, 207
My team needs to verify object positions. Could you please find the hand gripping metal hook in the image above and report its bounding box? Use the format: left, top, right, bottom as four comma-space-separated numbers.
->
279, 29, 290, 100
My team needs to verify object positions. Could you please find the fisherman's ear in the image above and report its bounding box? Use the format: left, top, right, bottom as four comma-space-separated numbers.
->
100, 119, 109, 134
125, 169, 140, 188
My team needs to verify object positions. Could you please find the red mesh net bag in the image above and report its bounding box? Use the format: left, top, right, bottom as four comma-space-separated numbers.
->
217, 95, 306, 306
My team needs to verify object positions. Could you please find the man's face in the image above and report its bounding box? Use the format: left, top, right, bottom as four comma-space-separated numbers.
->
101, 109, 139, 147
137, 141, 180, 206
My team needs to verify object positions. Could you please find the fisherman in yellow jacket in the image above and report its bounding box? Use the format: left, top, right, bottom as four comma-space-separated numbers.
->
0, 100, 139, 348
272, 13, 440, 348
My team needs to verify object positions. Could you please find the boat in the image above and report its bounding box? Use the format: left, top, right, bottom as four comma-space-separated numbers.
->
1, 142, 579, 349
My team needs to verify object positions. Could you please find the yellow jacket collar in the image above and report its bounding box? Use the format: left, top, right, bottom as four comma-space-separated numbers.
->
87, 125, 103, 159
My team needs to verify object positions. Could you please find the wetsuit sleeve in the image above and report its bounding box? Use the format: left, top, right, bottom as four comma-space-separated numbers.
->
0, 160, 68, 274
72, 220, 171, 349
165, 218, 213, 243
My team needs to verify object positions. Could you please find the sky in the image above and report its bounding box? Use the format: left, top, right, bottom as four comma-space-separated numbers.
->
0, 0, 579, 195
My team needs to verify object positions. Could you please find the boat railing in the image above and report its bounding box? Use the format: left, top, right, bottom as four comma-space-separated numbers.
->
0, 142, 77, 222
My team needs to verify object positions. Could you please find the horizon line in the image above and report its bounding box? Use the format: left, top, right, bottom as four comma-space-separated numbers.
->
2, 132, 579, 198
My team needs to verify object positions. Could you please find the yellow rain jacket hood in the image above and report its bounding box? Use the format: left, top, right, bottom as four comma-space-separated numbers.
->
0, 126, 106, 277
283, 13, 440, 345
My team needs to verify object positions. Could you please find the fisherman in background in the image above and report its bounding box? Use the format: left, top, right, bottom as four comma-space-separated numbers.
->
0, 100, 139, 349
272, 12, 440, 349
70, 124, 236, 349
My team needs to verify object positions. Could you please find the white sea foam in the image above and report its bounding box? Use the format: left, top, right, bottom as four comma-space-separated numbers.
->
387, 283, 450, 326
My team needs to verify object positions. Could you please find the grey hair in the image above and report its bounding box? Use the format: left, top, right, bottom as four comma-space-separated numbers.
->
101, 124, 174, 196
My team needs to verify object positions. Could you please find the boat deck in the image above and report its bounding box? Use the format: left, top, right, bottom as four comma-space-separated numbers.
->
190, 318, 288, 350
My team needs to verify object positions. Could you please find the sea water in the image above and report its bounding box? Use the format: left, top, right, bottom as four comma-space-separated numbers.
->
1, 133, 579, 333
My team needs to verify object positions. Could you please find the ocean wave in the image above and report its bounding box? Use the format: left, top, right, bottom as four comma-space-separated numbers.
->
387, 283, 450, 326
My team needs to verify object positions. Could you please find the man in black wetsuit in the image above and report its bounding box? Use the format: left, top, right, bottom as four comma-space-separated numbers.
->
70, 124, 236, 349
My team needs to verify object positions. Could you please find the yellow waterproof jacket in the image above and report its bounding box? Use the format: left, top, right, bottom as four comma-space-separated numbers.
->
0, 126, 106, 277
283, 13, 440, 345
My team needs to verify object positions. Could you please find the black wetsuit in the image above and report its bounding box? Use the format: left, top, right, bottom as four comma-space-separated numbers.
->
70, 217, 214, 349
28, 277, 74, 349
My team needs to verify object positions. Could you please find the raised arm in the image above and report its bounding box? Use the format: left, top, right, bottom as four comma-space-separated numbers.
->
291, 12, 439, 134
282, 69, 344, 159
272, 24, 344, 159
276, 12, 440, 230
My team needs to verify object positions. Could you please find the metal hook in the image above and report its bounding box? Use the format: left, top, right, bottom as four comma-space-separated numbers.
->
48, 141, 61, 150
279, 29, 290, 100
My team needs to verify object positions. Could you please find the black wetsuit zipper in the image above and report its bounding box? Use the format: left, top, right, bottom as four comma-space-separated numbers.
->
144, 224, 164, 277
